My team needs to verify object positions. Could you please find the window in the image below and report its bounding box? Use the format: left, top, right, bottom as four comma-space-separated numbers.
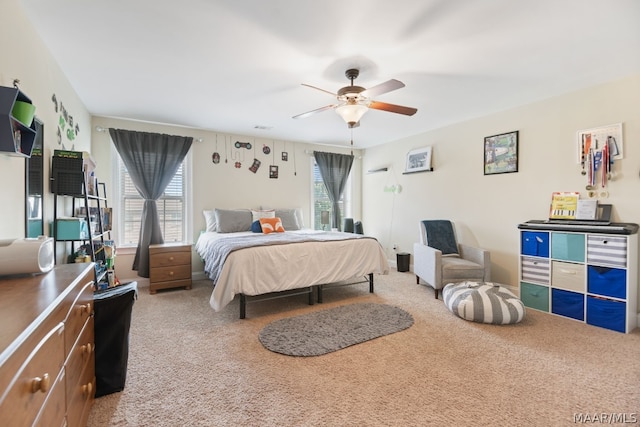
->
311, 159, 351, 230
114, 153, 190, 246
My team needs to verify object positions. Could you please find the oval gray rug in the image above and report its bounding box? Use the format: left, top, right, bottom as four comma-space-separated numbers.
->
258, 303, 414, 356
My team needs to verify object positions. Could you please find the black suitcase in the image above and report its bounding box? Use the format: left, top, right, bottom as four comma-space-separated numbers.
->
93, 281, 138, 397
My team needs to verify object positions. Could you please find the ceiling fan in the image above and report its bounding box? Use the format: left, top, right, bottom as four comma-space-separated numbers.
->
292, 68, 418, 128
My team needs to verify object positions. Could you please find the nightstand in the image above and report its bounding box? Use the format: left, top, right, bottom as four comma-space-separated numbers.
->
149, 243, 192, 294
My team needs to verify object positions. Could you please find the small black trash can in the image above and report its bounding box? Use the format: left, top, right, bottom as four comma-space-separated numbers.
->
396, 252, 410, 272
93, 281, 138, 397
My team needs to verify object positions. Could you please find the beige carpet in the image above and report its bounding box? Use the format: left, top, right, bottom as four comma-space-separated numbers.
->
88, 271, 640, 427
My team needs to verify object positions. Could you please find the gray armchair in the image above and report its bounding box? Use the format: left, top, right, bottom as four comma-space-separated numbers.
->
413, 220, 491, 299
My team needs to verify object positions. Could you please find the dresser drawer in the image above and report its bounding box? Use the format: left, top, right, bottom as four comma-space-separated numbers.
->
65, 316, 95, 395
150, 251, 191, 268
63, 279, 95, 356
32, 368, 66, 427
66, 365, 95, 427
151, 264, 192, 283
0, 321, 65, 427
551, 261, 585, 292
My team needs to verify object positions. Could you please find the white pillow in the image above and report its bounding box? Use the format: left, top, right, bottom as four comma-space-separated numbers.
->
251, 209, 275, 222
203, 210, 216, 232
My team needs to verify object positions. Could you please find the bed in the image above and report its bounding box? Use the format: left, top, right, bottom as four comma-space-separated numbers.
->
195, 208, 389, 318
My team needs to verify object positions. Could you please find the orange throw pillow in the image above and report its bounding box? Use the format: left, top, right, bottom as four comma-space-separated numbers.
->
259, 217, 285, 234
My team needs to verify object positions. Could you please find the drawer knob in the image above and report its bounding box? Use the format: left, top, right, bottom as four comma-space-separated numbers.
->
169, 271, 174, 276
82, 381, 93, 398
169, 256, 174, 261
31, 373, 50, 393
79, 303, 92, 314
82, 342, 94, 356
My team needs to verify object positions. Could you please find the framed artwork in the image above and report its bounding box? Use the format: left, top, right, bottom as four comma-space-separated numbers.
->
484, 130, 518, 175
404, 146, 433, 174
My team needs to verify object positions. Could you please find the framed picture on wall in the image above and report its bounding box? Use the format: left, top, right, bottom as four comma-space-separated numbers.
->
404, 146, 433, 174
484, 130, 518, 175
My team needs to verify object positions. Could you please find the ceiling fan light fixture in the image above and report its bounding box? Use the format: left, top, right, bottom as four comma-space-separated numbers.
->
335, 103, 368, 127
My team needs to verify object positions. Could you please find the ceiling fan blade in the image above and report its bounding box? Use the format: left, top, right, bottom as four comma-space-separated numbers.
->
292, 104, 336, 119
301, 83, 336, 96
361, 79, 405, 98
369, 101, 417, 116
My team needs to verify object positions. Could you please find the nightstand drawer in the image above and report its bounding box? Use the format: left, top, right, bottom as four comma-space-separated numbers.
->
150, 251, 191, 268
150, 264, 191, 282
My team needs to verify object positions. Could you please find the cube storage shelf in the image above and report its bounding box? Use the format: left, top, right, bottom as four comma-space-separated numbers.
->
518, 223, 638, 333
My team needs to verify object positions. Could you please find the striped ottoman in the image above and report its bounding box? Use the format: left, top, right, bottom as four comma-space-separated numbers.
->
442, 281, 525, 325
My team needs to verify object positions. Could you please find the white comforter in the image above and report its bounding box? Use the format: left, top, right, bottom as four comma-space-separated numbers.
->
195, 230, 390, 311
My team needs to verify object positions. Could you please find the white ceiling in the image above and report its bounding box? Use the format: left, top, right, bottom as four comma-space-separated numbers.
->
20, 0, 640, 149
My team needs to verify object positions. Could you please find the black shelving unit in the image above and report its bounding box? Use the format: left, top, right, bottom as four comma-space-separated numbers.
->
51, 154, 112, 286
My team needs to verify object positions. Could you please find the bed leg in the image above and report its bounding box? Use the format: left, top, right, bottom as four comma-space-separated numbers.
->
308, 287, 315, 305
240, 294, 246, 319
317, 285, 323, 304
369, 273, 374, 293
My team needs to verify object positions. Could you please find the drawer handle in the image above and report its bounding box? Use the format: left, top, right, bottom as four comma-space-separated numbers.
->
79, 303, 92, 314
169, 271, 174, 276
31, 373, 50, 393
169, 256, 174, 261
82, 381, 93, 398
82, 342, 94, 356
559, 270, 576, 275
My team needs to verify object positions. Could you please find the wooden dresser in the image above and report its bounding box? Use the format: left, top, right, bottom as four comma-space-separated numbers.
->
149, 243, 192, 294
0, 263, 95, 426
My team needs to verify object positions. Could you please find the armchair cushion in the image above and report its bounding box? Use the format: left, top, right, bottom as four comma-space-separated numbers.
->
421, 220, 459, 256
442, 257, 486, 281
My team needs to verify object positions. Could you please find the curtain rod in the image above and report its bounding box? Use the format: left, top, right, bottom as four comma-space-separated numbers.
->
304, 149, 362, 159
94, 126, 203, 142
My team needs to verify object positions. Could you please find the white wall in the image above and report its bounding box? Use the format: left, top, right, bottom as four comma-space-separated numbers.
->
0, 0, 91, 239
90, 116, 363, 278
362, 74, 640, 305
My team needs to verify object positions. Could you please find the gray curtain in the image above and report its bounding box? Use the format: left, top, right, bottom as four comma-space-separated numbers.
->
109, 128, 192, 277
313, 151, 354, 230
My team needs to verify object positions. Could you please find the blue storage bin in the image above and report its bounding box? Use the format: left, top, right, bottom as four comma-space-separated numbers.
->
551, 288, 584, 321
521, 231, 549, 257
587, 266, 626, 299
587, 296, 626, 333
